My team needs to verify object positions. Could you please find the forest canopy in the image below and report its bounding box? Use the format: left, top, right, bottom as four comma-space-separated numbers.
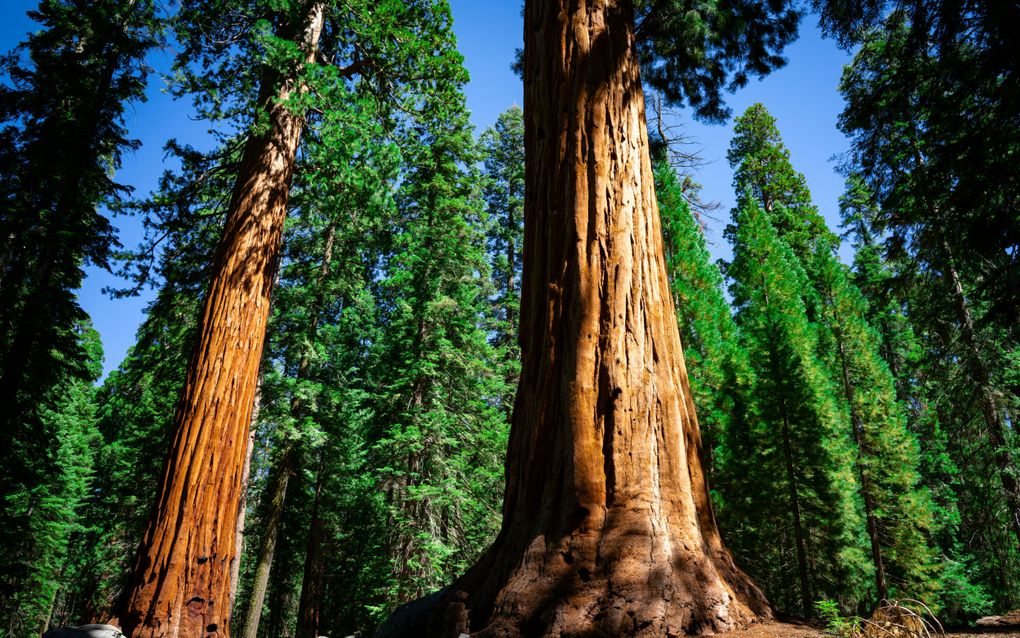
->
0, 0, 1017, 637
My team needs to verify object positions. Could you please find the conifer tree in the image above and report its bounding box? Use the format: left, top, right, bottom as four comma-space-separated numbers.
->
368, 10, 507, 603
726, 104, 835, 272
0, 1, 159, 618
115, 1, 327, 631
839, 174, 996, 617
0, 0, 159, 432
728, 102, 940, 609
725, 194, 871, 615
479, 105, 525, 418
821, 0, 1020, 333
809, 238, 940, 603
0, 321, 104, 636
839, 15, 1020, 589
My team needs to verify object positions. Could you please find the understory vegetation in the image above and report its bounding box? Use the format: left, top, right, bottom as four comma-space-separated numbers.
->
1, 0, 1017, 636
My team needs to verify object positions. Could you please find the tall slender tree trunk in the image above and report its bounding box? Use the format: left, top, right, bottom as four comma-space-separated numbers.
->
428, 1, 769, 634
295, 453, 327, 638
941, 238, 1020, 550
778, 398, 812, 617
230, 379, 262, 611
114, 6, 324, 637
238, 447, 295, 638
834, 335, 888, 602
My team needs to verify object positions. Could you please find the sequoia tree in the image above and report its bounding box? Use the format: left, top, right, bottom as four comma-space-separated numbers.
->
417, 0, 805, 635
114, 3, 325, 636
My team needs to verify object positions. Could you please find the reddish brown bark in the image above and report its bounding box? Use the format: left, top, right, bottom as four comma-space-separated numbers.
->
428, 1, 769, 635
230, 380, 261, 612
113, 6, 324, 637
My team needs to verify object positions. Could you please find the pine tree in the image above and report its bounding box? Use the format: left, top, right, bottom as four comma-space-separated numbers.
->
822, 0, 1020, 333
0, 321, 104, 636
839, 174, 991, 618
0, 0, 159, 431
367, 9, 508, 605
726, 104, 834, 270
725, 194, 871, 615
116, 0, 326, 628
479, 105, 525, 419
728, 102, 940, 610
840, 14, 1020, 604
809, 238, 940, 604
0, 1, 159, 619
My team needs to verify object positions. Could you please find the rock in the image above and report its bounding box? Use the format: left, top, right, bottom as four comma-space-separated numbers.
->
43, 625, 125, 638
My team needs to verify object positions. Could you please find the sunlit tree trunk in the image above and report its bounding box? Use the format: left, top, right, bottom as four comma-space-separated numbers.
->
230, 379, 261, 612
429, 1, 769, 635
114, 5, 324, 637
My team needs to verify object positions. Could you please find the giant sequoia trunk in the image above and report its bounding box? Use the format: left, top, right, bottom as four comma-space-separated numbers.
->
114, 5, 325, 637
427, 1, 769, 635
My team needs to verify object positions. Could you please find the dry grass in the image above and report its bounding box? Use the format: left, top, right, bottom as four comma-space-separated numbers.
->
854, 600, 945, 638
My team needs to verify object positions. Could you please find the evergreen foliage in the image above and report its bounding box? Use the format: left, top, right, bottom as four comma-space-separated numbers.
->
726, 103, 943, 612
0, 321, 103, 636
367, 13, 507, 603
653, 150, 752, 497
479, 105, 524, 419
1, 0, 1018, 634
726, 192, 871, 615
809, 237, 940, 603
838, 9, 1020, 609
0, 1, 159, 631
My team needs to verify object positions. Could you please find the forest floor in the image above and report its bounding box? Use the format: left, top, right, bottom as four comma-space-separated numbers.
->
717, 621, 1020, 637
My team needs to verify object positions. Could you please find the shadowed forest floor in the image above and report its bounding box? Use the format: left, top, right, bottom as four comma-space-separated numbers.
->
717, 622, 1020, 637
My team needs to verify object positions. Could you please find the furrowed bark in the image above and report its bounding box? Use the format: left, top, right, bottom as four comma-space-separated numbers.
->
427, 1, 769, 635
114, 5, 324, 637
230, 379, 261, 612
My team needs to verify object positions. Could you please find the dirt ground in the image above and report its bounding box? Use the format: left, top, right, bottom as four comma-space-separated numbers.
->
714, 621, 1020, 637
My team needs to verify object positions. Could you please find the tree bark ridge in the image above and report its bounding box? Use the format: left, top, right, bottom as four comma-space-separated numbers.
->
114, 5, 325, 637
428, 1, 769, 635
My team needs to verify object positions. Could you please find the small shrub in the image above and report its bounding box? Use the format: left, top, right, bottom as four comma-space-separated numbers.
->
818, 599, 859, 637
817, 599, 945, 638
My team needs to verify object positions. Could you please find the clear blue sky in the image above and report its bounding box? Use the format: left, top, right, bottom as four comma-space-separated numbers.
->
1, 1, 854, 378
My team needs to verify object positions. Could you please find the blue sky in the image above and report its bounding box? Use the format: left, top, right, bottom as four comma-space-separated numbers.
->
1, 1, 854, 378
